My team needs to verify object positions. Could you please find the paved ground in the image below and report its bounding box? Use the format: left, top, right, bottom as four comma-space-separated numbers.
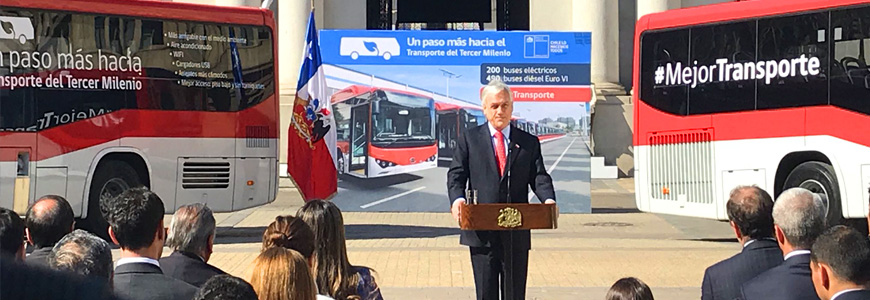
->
124, 177, 737, 300
333, 135, 591, 213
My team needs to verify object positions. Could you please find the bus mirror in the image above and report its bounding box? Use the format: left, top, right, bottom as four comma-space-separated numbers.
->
398, 110, 409, 116
372, 101, 380, 115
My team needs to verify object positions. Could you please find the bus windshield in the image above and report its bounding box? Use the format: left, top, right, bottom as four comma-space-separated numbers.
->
372, 91, 434, 147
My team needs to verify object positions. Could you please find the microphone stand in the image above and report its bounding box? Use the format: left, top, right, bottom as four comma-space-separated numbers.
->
504, 145, 514, 300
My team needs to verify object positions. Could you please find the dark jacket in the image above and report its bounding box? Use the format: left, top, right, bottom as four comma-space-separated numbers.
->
447, 124, 556, 250
159, 251, 225, 287
833, 290, 870, 300
25, 246, 53, 267
741, 253, 820, 300
701, 239, 783, 300
113, 262, 197, 300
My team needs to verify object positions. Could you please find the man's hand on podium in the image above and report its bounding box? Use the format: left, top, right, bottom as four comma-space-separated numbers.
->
452, 199, 466, 223
545, 199, 559, 221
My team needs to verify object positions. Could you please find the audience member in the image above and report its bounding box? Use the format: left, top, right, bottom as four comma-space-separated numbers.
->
262, 215, 334, 300
48, 229, 113, 283
101, 186, 197, 300
1, 255, 117, 300
193, 274, 258, 300
250, 247, 318, 300
741, 187, 826, 300
810, 225, 870, 300
0, 207, 25, 261
160, 203, 226, 287
24, 195, 74, 266
605, 277, 654, 300
702, 186, 782, 300
298, 200, 383, 300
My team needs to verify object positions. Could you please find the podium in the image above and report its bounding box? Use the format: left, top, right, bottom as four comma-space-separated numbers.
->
458, 202, 557, 300
459, 203, 558, 231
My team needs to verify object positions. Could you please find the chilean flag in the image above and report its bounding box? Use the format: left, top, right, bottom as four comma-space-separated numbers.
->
287, 12, 337, 201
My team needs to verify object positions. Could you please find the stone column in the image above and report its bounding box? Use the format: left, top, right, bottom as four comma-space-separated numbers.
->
637, 0, 680, 19
277, 0, 311, 175
572, 0, 618, 85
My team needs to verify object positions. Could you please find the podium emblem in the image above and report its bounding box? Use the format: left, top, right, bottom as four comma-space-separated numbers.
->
497, 207, 523, 228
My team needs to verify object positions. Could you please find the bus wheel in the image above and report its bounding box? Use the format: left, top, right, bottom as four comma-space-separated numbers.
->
337, 152, 346, 175
83, 161, 142, 240
783, 161, 842, 226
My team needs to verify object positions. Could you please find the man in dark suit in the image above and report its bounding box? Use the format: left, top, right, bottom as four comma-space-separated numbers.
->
447, 79, 557, 300
810, 225, 870, 300
24, 195, 75, 266
742, 187, 827, 300
0, 208, 26, 261
101, 186, 197, 300
160, 203, 225, 287
48, 229, 113, 283
701, 186, 782, 300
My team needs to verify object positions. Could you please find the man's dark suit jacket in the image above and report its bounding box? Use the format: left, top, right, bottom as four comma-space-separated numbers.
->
159, 251, 225, 287
701, 239, 783, 300
447, 124, 556, 250
741, 253, 820, 300
834, 290, 870, 300
1, 256, 117, 300
25, 246, 53, 266
113, 262, 198, 300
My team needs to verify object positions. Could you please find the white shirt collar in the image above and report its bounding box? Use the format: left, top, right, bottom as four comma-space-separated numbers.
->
116, 257, 161, 268
784, 250, 811, 261
487, 122, 510, 140
831, 289, 867, 300
743, 237, 776, 248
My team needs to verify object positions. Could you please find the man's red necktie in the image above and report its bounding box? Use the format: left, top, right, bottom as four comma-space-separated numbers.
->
494, 130, 506, 176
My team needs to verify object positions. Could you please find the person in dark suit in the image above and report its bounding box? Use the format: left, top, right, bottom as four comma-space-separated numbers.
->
447, 79, 557, 300
48, 229, 113, 283
24, 195, 75, 266
160, 203, 226, 287
701, 186, 782, 300
810, 225, 870, 300
742, 188, 827, 300
101, 187, 197, 300
0, 207, 26, 261
1, 256, 117, 300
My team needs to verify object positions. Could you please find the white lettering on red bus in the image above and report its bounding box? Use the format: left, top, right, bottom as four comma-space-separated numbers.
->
654, 55, 821, 88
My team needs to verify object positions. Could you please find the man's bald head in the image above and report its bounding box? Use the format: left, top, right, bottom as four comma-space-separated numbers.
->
727, 186, 775, 240
25, 195, 75, 248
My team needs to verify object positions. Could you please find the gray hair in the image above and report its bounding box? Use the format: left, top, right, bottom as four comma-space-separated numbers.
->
49, 229, 113, 281
166, 203, 216, 255
772, 187, 826, 249
480, 79, 513, 104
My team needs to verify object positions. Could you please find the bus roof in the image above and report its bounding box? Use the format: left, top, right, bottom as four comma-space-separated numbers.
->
639, 0, 868, 31
0, 0, 271, 26
330, 84, 433, 104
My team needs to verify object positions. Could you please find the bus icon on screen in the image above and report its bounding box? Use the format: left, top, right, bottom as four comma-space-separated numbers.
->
524, 35, 549, 58
339, 37, 400, 60
0, 16, 34, 45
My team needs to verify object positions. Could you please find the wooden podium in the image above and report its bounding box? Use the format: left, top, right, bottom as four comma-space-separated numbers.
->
459, 203, 558, 231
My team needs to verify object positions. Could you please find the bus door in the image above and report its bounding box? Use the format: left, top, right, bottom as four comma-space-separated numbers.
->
437, 111, 457, 159
0, 89, 36, 214
349, 104, 368, 175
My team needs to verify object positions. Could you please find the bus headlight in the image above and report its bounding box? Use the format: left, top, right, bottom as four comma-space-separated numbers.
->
427, 155, 437, 162
375, 159, 397, 168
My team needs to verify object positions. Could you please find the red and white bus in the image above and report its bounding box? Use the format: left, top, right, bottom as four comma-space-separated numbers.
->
0, 0, 278, 235
634, 0, 870, 225
435, 102, 485, 161
331, 85, 437, 178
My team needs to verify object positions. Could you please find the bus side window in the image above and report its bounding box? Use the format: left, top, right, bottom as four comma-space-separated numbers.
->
830, 6, 870, 116
639, 29, 689, 116
688, 21, 756, 115
757, 12, 829, 110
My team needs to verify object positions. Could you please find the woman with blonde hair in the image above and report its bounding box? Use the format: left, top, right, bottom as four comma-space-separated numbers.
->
297, 200, 383, 300
250, 247, 317, 300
